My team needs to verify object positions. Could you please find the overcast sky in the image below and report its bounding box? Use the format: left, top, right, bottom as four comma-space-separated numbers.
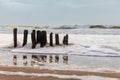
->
0, 0, 120, 25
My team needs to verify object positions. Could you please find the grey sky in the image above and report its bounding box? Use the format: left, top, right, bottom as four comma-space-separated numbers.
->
0, 0, 120, 25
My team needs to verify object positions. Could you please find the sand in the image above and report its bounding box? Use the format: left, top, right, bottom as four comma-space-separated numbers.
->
0, 66, 119, 80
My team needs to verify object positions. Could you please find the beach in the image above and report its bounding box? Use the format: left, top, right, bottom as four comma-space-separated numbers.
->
0, 28, 120, 80
0, 0, 120, 79
0, 66, 119, 80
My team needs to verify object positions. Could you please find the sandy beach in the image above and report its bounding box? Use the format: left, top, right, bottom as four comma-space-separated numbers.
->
0, 66, 119, 80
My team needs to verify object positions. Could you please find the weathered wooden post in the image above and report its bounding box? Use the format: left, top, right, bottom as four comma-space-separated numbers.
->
50, 32, 53, 46
31, 30, 36, 49
63, 36, 66, 45
42, 31, 47, 46
44, 31, 47, 45
66, 34, 68, 45
22, 30, 28, 47
13, 28, 17, 47
55, 34, 59, 45
63, 34, 69, 45
40, 31, 44, 47
37, 30, 41, 44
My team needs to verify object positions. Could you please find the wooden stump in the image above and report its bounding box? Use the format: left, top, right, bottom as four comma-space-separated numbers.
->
55, 34, 59, 45
63, 36, 66, 45
37, 30, 41, 44
22, 30, 28, 47
50, 33, 53, 46
66, 34, 68, 45
44, 31, 47, 45
63, 34, 69, 45
13, 28, 17, 47
31, 30, 36, 49
42, 31, 47, 46
40, 31, 44, 47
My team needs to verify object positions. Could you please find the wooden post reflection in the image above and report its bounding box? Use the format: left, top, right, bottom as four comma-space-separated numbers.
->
13, 55, 17, 65
49, 55, 53, 63
55, 55, 59, 63
31, 55, 38, 66
63, 55, 68, 64
40, 55, 47, 63
23, 55, 27, 66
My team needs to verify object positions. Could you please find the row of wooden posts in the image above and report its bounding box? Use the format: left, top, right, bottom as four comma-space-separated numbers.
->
13, 28, 69, 49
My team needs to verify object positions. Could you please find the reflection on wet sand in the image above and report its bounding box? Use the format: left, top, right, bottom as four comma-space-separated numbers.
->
55, 55, 59, 63
49, 55, 53, 63
13, 54, 69, 67
40, 55, 47, 63
31, 55, 39, 66
23, 55, 27, 66
63, 56, 68, 64
13, 55, 17, 65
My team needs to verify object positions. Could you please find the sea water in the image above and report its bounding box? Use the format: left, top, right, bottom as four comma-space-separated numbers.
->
0, 26, 120, 72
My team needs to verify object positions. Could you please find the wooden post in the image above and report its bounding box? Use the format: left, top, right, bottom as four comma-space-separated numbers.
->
63, 36, 66, 45
44, 31, 47, 45
37, 30, 41, 44
31, 30, 36, 49
13, 28, 17, 47
55, 34, 59, 45
50, 32, 53, 46
40, 31, 44, 47
63, 34, 69, 45
66, 34, 68, 45
22, 30, 28, 47
42, 31, 47, 46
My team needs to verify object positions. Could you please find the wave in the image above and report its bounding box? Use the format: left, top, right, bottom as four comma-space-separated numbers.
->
0, 25, 49, 29
78, 45, 120, 57
0, 71, 118, 80
52, 25, 79, 29
89, 25, 120, 29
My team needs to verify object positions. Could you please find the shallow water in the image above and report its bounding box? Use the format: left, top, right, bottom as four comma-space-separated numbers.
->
0, 52, 120, 72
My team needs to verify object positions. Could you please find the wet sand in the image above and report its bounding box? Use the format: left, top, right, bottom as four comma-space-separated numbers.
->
0, 66, 119, 80
0, 75, 72, 80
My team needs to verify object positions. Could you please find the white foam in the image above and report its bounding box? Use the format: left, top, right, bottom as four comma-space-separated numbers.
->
0, 70, 118, 80
32, 63, 120, 73
88, 45, 120, 54
7, 34, 120, 57
0, 34, 119, 56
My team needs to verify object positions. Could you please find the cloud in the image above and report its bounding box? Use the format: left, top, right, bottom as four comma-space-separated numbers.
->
0, 0, 119, 8
53, 0, 120, 8
0, 0, 35, 8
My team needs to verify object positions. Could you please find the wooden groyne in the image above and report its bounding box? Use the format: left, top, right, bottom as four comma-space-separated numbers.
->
13, 28, 69, 48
